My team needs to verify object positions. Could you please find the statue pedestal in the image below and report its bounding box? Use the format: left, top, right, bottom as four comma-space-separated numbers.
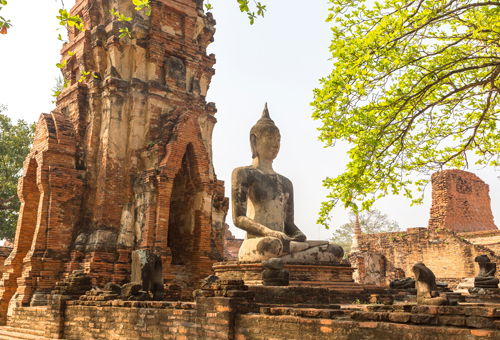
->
213, 261, 361, 290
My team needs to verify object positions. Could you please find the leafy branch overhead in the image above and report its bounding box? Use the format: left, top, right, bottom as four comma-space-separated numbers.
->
312, 0, 500, 226
205, 0, 267, 24
56, 9, 85, 31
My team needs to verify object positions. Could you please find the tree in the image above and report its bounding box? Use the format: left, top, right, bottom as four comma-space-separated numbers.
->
0, 105, 34, 240
0, 0, 266, 34
331, 209, 401, 254
313, 0, 500, 226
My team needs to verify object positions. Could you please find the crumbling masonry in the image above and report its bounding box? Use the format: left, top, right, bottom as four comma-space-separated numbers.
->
0, 0, 228, 317
352, 170, 500, 287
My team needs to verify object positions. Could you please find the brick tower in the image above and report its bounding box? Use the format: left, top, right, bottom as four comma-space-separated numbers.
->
428, 169, 497, 232
0, 0, 227, 317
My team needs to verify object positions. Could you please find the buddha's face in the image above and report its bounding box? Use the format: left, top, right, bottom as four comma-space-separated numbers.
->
253, 128, 281, 161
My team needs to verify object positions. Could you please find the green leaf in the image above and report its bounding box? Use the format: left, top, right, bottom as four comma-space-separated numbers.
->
118, 27, 132, 39
55, 60, 67, 69
312, 0, 500, 227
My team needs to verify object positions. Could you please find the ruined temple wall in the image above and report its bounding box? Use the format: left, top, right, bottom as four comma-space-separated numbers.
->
355, 228, 500, 286
459, 230, 500, 255
353, 170, 499, 286
428, 170, 497, 232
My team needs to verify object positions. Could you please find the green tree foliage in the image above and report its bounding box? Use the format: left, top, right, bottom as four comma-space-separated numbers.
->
0, 0, 11, 34
313, 0, 500, 226
206, 0, 267, 24
331, 209, 401, 254
0, 106, 34, 240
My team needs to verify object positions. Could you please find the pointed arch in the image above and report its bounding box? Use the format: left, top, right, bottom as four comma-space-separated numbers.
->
167, 143, 202, 265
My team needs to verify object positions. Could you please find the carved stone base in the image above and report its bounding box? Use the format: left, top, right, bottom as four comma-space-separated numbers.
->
213, 261, 360, 290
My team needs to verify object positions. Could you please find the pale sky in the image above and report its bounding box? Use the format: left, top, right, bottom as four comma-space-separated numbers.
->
0, 1, 498, 240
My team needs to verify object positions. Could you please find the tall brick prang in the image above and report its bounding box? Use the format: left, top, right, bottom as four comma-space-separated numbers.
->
0, 0, 228, 318
428, 169, 497, 232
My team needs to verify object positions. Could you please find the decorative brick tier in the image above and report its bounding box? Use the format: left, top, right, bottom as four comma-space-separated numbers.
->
212, 261, 360, 290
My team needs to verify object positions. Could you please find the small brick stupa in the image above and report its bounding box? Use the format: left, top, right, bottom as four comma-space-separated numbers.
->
0, 0, 228, 316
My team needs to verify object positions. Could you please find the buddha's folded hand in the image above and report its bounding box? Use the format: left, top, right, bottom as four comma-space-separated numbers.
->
267, 230, 292, 242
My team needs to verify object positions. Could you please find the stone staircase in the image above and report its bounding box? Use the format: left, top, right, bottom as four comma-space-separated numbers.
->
0, 326, 63, 340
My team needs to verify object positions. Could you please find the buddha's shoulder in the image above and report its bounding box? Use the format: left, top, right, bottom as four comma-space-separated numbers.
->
232, 166, 254, 174
275, 173, 293, 188
231, 166, 255, 180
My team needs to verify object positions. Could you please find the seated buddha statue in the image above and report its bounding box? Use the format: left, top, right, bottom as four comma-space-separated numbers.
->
474, 255, 499, 288
231, 104, 343, 263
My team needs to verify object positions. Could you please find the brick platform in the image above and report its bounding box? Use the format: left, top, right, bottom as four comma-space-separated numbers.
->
3, 286, 499, 339
213, 261, 359, 289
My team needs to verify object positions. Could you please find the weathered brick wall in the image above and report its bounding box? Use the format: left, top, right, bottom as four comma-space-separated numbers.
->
235, 307, 500, 340
355, 228, 500, 286
429, 170, 497, 232
7, 306, 63, 338
459, 230, 500, 254
5, 291, 500, 339
64, 303, 198, 340
62, 297, 241, 340
353, 170, 499, 287
0, 0, 228, 313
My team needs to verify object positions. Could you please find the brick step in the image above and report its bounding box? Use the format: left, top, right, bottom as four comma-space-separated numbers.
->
3, 325, 46, 336
0, 326, 63, 340
290, 281, 364, 290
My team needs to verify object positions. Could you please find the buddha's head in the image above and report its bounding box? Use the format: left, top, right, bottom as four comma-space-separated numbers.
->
250, 103, 281, 161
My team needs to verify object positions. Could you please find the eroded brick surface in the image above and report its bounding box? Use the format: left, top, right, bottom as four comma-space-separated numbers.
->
0, 0, 228, 316
353, 228, 500, 287
429, 170, 497, 232
352, 170, 499, 287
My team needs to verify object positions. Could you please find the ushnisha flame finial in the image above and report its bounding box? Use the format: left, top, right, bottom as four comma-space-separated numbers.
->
256, 102, 275, 125
262, 102, 271, 119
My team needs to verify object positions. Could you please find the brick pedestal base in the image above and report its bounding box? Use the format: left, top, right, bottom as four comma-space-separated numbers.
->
213, 261, 360, 290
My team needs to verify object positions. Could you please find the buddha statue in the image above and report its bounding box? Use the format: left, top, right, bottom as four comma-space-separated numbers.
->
474, 255, 499, 288
412, 262, 448, 306
231, 104, 343, 263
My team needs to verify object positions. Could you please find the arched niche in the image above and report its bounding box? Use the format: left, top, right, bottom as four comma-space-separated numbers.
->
167, 143, 202, 265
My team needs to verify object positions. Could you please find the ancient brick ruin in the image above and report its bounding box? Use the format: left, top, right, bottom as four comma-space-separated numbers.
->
429, 170, 497, 232
352, 170, 500, 287
1, 1, 500, 339
0, 0, 227, 317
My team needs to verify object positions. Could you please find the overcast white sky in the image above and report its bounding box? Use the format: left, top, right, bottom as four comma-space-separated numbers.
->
0, 1, 498, 240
